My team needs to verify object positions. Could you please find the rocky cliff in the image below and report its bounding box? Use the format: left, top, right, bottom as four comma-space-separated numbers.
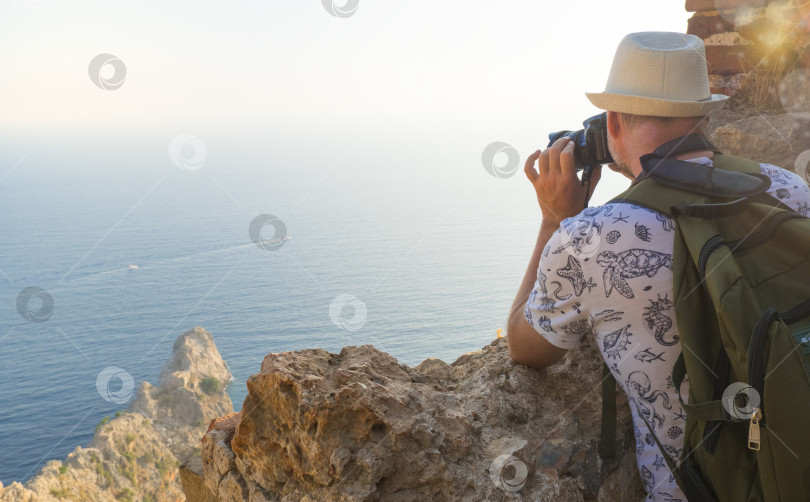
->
0, 327, 233, 502
193, 336, 644, 502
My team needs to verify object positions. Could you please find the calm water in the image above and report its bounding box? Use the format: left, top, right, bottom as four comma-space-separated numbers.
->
0, 125, 624, 484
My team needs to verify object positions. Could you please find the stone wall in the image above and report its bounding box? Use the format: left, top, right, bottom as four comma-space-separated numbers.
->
686, 0, 810, 108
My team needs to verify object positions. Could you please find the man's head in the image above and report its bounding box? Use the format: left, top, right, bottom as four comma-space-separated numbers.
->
585, 32, 727, 179
606, 113, 711, 179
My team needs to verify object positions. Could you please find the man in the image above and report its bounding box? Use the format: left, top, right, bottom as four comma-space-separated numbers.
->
506, 32, 810, 501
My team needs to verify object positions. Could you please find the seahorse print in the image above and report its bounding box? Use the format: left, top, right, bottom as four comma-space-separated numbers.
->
551, 281, 572, 301
534, 271, 557, 312
626, 370, 672, 430
556, 255, 597, 296
643, 294, 678, 346
597, 249, 673, 299
602, 324, 633, 359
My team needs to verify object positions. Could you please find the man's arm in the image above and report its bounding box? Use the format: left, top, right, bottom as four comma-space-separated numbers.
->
507, 221, 567, 369
507, 137, 601, 369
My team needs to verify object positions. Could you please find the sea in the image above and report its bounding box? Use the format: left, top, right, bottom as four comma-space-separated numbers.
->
0, 122, 627, 484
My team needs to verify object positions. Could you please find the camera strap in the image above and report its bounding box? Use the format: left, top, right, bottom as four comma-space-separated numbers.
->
638, 134, 773, 200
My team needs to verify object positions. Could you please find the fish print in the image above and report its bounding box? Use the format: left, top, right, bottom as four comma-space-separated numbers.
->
635, 348, 665, 363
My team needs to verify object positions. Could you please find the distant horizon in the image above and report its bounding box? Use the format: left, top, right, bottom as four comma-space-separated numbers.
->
0, 0, 693, 486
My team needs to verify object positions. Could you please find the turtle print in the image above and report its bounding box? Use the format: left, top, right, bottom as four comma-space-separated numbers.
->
597, 249, 673, 299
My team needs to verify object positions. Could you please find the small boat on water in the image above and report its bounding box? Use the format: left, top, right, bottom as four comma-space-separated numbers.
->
128, 264, 138, 270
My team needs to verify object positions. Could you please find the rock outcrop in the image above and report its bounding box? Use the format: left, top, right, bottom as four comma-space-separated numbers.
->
686, 0, 810, 99
0, 327, 233, 502
709, 110, 810, 171
197, 336, 644, 502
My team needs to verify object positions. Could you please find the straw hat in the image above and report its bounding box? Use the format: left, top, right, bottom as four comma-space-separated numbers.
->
585, 32, 728, 117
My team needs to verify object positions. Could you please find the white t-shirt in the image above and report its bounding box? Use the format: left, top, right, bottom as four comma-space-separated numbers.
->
524, 158, 810, 501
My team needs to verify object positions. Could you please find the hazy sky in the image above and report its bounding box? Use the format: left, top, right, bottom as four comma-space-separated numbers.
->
0, 1, 692, 136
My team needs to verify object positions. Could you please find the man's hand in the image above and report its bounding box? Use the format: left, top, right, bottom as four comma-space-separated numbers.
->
524, 137, 603, 228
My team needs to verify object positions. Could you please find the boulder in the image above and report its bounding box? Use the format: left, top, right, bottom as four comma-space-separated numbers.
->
199, 336, 643, 502
0, 327, 233, 502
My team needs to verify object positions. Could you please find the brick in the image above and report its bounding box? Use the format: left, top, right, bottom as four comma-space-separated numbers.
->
705, 45, 757, 75
688, 14, 735, 39
686, 0, 766, 13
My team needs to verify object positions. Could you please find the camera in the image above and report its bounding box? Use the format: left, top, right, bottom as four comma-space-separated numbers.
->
548, 112, 614, 170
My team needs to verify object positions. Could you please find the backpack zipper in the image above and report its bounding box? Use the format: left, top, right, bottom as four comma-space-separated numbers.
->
746, 307, 778, 450
743, 300, 810, 451
698, 235, 726, 283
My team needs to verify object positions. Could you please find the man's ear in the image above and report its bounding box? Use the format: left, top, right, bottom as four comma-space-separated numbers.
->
606, 111, 621, 141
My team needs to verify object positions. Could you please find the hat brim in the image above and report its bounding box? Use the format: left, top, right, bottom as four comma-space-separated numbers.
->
585, 92, 729, 117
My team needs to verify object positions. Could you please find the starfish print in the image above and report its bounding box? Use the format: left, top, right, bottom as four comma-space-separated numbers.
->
674, 409, 687, 421
556, 255, 597, 296
612, 213, 629, 224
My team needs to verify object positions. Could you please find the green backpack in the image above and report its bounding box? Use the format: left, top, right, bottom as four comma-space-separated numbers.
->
598, 134, 810, 501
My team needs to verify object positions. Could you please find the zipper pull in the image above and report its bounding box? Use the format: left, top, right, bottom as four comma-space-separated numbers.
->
748, 407, 762, 451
